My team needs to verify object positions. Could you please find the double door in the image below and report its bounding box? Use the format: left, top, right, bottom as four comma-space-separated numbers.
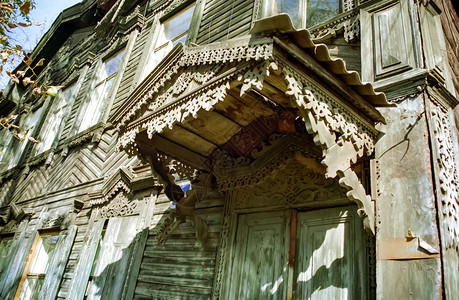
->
227, 206, 367, 299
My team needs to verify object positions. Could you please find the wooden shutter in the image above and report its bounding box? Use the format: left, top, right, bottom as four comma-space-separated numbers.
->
67, 220, 105, 300
196, 0, 254, 45
86, 215, 139, 300
38, 225, 77, 299
0, 209, 49, 300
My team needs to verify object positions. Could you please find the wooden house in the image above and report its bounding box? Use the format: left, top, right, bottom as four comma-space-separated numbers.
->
0, 0, 458, 299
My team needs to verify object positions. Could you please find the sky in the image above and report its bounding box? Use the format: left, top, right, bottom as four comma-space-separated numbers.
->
1, 0, 82, 88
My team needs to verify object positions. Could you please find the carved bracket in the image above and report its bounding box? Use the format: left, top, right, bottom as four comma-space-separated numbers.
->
283, 65, 376, 234
147, 152, 213, 246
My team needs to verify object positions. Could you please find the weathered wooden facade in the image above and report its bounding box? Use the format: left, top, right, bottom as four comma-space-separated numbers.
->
0, 0, 458, 299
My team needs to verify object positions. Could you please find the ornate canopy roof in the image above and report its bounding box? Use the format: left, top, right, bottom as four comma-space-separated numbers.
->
112, 15, 392, 234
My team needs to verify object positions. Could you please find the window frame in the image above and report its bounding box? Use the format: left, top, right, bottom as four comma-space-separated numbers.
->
138, 1, 201, 82
260, 0, 344, 29
32, 81, 80, 156
0, 105, 45, 173
14, 230, 60, 300
74, 48, 127, 135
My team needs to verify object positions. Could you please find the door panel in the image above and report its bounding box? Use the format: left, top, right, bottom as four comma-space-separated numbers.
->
295, 207, 362, 300
229, 211, 289, 300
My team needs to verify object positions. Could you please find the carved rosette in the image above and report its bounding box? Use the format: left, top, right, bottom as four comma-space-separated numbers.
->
431, 106, 459, 249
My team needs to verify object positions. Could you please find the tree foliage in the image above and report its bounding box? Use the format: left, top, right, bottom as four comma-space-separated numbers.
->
0, 0, 55, 147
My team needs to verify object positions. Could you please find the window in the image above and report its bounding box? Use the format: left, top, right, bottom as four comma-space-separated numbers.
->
0, 107, 43, 172
16, 232, 59, 300
33, 83, 78, 155
78, 50, 124, 133
263, 0, 341, 28
143, 4, 195, 77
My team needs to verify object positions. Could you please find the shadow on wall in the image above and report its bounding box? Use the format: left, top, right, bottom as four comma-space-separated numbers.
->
79, 205, 220, 300
70, 202, 364, 299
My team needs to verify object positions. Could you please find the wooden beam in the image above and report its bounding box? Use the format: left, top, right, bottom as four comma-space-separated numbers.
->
136, 133, 211, 172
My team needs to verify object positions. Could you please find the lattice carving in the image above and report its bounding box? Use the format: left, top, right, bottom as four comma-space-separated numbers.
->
1, 219, 19, 233
99, 193, 139, 219
309, 11, 359, 43
162, 0, 189, 15
148, 64, 223, 112
119, 80, 232, 156
118, 42, 273, 129
157, 151, 198, 180
343, 14, 360, 43
231, 156, 345, 209
431, 106, 459, 250
239, 61, 270, 96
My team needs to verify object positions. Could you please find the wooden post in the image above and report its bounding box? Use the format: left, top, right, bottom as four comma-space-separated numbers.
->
287, 209, 297, 300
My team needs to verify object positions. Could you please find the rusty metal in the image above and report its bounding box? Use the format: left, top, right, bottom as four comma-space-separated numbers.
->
377, 237, 440, 260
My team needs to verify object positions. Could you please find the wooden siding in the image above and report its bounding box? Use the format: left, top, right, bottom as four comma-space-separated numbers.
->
133, 193, 224, 299
196, 0, 254, 45
10, 128, 136, 203
326, 37, 361, 76
0, 179, 15, 207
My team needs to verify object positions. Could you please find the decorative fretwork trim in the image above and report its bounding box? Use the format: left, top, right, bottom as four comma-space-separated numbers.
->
282, 65, 376, 233
117, 42, 273, 129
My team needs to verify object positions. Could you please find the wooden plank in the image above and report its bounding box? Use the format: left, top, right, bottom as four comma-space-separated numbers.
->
159, 125, 217, 156
134, 281, 211, 299
180, 110, 241, 145
226, 211, 289, 299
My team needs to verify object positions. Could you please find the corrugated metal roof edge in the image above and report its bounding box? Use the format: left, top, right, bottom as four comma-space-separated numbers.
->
251, 14, 391, 108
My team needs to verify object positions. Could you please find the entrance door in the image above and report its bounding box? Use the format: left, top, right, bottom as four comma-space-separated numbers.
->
227, 206, 367, 300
